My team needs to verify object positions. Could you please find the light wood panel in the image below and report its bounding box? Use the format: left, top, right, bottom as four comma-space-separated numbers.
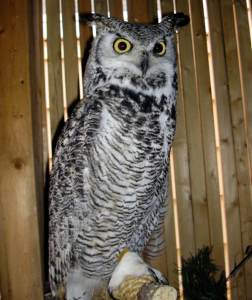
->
79, 0, 93, 98
148, 0, 158, 23
109, 0, 123, 19
161, 0, 174, 15
234, 0, 252, 179
189, 0, 225, 270
46, 0, 64, 148
0, 0, 44, 299
27, 0, 48, 283
176, 0, 211, 252
172, 53, 196, 259
219, 1, 248, 298
127, 0, 154, 23
206, 1, 252, 299
62, 0, 80, 109
94, 0, 108, 15
222, 0, 252, 298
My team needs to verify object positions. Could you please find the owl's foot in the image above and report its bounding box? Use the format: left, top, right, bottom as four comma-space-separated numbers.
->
108, 251, 168, 299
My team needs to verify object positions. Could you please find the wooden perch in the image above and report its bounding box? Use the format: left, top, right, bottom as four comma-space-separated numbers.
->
44, 275, 177, 300
94, 275, 177, 300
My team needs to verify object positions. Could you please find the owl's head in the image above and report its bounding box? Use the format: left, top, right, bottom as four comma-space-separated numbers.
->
80, 13, 189, 98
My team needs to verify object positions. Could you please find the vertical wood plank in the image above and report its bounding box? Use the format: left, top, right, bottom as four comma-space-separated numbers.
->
189, 0, 225, 271
126, 0, 135, 22
94, 0, 108, 15
234, 0, 252, 182
219, 1, 248, 298
46, 0, 64, 148
127, 0, 150, 24
206, 0, 245, 298
62, 0, 80, 109
0, 0, 44, 299
148, 0, 158, 23
161, 0, 175, 15
175, 0, 211, 251
109, 0, 123, 19
79, 0, 93, 97
132, 0, 149, 23
28, 0, 48, 283
78, 0, 92, 16
172, 52, 195, 259
221, 0, 252, 298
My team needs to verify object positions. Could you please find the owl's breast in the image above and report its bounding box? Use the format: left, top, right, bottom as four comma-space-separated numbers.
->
72, 85, 176, 277
87, 84, 176, 212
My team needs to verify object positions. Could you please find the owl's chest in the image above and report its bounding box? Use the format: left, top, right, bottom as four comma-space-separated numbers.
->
85, 86, 175, 196
95, 98, 170, 168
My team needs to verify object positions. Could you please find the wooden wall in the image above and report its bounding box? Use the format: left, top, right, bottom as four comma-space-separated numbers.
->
0, 0, 45, 299
0, 0, 252, 299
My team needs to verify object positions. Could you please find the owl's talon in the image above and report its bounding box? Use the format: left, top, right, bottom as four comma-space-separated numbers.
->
161, 275, 169, 285
147, 268, 169, 285
108, 251, 169, 297
148, 267, 159, 283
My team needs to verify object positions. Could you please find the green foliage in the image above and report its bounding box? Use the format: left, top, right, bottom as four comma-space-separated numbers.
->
180, 246, 227, 300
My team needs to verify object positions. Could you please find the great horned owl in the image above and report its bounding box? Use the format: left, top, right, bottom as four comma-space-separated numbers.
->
49, 13, 189, 300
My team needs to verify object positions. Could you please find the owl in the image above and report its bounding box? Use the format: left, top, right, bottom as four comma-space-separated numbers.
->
49, 13, 189, 300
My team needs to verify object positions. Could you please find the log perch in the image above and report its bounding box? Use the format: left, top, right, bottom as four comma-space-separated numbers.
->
44, 275, 177, 300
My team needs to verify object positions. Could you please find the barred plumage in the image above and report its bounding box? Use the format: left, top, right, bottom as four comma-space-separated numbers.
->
49, 13, 189, 300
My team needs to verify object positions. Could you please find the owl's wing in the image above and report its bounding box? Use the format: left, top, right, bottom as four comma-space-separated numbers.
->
48, 97, 103, 293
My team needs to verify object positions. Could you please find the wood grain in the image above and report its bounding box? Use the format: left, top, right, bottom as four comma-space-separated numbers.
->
109, 0, 123, 19
127, 0, 150, 23
176, 0, 211, 251
46, 0, 64, 149
172, 52, 196, 259
206, 0, 246, 298
62, 0, 80, 109
95, 0, 108, 16
27, 0, 48, 284
221, 0, 252, 298
161, 0, 175, 15
234, 0, 252, 181
0, 0, 44, 299
79, 0, 93, 98
189, 0, 225, 271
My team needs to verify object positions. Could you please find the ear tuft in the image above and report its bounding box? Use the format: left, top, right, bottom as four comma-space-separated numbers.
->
161, 13, 190, 32
174, 13, 190, 28
79, 13, 104, 26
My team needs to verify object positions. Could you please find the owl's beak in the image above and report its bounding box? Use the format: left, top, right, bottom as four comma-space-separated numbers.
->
140, 52, 148, 77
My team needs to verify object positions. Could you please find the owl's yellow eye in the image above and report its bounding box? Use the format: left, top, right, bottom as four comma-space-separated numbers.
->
114, 39, 132, 54
153, 41, 166, 56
